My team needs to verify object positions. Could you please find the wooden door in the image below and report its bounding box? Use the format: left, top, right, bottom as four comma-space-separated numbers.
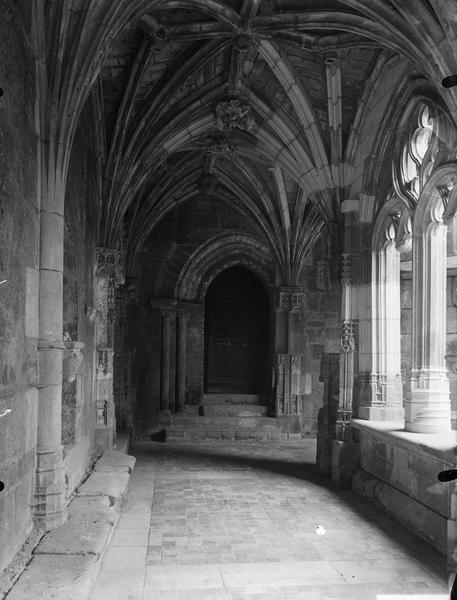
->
205, 267, 268, 393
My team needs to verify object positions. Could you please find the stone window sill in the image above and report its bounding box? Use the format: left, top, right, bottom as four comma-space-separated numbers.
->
352, 418, 457, 463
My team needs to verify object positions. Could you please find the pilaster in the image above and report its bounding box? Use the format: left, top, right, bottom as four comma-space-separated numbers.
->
316, 353, 339, 473
272, 287, 306, 435
332, 200, 360, 486
94, 247, 124, 450
175, 307, 189, 414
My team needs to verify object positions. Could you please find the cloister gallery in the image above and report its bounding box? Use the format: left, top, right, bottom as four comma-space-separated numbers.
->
2, 1, 457, 598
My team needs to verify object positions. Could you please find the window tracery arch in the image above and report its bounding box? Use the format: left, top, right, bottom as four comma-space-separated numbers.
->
396, 103, 438, 203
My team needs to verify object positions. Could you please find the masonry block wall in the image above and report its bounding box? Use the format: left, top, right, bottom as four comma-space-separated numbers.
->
298, 251, 341, 436
62, 100, 99, 492
119, 196, 340, 438
0, 5, 39, 573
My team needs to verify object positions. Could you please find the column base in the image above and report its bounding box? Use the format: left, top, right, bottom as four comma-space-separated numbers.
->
331, 440, 360, 487
405, 388, 451, 433
34, 448, 67, 531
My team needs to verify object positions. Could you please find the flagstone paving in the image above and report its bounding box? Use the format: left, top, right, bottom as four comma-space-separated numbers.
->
89, 439, 450, 600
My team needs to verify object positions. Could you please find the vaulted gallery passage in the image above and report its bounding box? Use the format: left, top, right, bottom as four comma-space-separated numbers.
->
3, 1, 457, 599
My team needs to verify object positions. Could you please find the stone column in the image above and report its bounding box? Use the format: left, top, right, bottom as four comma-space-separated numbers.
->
95, 247, 124, 451
175, 308, 188, 414
332, 200, 360, 485
272, 287, 306, 435
35, 207, 66, 529
317, 353, 340, 473
160, 309, 172, 418
336, 252, 356, 441
365, 233, 403, 420
406, 201, 451, 433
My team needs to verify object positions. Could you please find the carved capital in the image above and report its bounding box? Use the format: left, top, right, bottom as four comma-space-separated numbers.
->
214, 99, 254, 132
96, 247, 125, 285
341, 321, 356, 353
275, 287, 306, 313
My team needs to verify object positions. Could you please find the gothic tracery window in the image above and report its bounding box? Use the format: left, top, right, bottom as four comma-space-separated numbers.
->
399, 104, 436, 200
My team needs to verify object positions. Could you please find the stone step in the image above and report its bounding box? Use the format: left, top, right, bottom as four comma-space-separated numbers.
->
201, 404, 269, 417
172, 415, 275, 427
166, 426, 281, 442
166, 415, 282, 442
202, 393, 266, 405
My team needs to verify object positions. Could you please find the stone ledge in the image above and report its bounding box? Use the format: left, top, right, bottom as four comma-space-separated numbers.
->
4, 449, 135, 600
352, 419, 457, 463
353, 467, 457, 567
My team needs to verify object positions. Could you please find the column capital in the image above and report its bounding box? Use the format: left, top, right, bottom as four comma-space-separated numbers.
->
96, 247, 125, 285
275, 287, 306, 313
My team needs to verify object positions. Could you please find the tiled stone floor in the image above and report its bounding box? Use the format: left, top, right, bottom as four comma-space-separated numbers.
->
89, 439, 450, 600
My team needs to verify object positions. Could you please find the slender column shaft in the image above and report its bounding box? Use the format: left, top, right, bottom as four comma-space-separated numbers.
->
160, 312, 172, 412
406, 219, 451, 432
35, 208, 66, 529
176, 310, 188, 413
362, 240, 403, 420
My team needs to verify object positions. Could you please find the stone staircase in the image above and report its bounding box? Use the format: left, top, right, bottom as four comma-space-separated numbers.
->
165, 394, 283, 441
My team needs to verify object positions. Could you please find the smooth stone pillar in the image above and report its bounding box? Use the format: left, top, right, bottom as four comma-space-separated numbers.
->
35, 209, 66, 529
406, 203, 451, 433
175, 309, 188, 414
160, 311, 172, 418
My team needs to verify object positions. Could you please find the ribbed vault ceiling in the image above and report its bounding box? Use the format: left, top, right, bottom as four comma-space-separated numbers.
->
77, 0, 457, 279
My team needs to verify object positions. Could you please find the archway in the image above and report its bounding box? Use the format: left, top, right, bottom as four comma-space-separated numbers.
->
204, 266, 269, 395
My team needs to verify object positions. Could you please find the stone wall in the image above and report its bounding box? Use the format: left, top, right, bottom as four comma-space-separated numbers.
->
62, 99, 99, 492
352, 420, 457, 567
298, 252, 341, 437
0, 4, 39, 573
122, 197, 340, 438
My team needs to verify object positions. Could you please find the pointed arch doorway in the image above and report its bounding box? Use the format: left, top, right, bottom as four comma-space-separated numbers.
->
204, 266, 269, 394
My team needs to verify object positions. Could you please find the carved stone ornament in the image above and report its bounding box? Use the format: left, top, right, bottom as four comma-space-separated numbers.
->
275, 288, 306, 313
62, 342, 84, 384
290, 292, 306, 313
97, 347, 114, 376
200, 136, 237, 155
96, 247, 125, 284
341, 322, 356, 353
276, 291, 291, 312
214, 99, 254, 132
341, 253, 351, 287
